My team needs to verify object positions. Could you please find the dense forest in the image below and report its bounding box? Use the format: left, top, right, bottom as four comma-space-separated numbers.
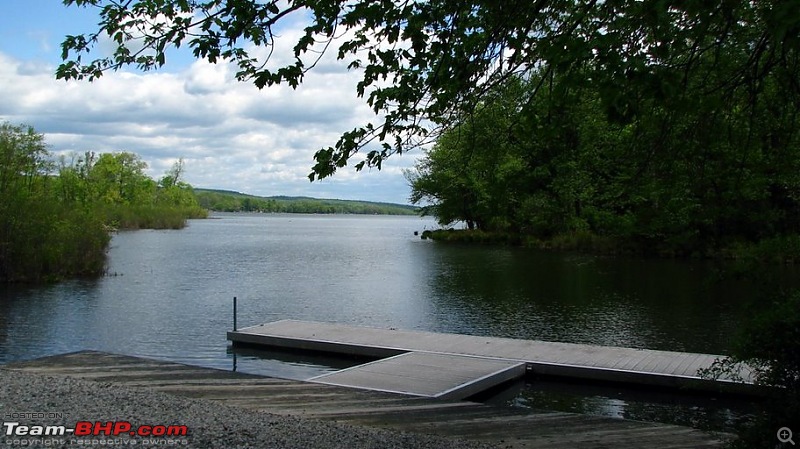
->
0, 122, 206, 283
407, 71, 800, 260
195, 189, 417, 215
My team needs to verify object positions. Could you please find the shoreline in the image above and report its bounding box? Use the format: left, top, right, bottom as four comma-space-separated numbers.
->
0, 368, 497, 449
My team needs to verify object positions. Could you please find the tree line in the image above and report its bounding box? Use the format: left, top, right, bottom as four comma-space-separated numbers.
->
0, 122, 206, 283
195, 189, 417, 215
407, 68, 800, 260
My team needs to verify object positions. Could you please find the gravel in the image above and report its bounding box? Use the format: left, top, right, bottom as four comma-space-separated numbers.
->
0, 369, 500, 449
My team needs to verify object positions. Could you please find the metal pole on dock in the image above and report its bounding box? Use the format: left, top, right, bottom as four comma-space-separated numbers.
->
233, 296, 237, 331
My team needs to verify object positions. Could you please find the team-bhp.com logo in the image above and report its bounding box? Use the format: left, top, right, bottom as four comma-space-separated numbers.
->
4, 421, 188, 437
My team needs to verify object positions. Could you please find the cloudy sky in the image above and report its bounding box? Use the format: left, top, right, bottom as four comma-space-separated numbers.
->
0, 0, 423, 204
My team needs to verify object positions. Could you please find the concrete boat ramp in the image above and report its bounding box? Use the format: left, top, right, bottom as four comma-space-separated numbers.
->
4, 351, 732, 448
228, 319, 753, 398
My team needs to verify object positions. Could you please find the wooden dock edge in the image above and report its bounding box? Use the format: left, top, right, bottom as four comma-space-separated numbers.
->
228, 326, 764, 396
228, 330, 405, 358
436, 362, 527, 400
524, 361, 761, 395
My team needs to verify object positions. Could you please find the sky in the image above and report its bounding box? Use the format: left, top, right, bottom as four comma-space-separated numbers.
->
0, 0, 423, 204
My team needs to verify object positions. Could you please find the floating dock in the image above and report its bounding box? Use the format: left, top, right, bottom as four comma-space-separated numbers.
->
3, 351, 731, 448
228, 319, 754, 395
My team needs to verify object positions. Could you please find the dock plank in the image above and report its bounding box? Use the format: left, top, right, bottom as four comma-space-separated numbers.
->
2, 351, 730, 449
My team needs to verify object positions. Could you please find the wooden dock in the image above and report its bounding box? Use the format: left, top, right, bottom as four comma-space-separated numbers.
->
311, 352, 526, 399
2, 351, 731, 448
228, 320, 754, 394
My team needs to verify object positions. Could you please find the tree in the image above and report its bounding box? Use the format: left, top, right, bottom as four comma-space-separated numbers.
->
88, 152, 156, 204
58, 0, 800, 180
158, 158, 200, 207
406, 137, 482, 230
0, 123, 109, 282
406, 77, 530, 231
56, 152, 92, 204
0, 122, 50, 200
159, 158, 184, 189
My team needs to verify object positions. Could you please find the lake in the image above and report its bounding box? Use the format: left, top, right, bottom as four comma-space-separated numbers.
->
0, 213, 779, 430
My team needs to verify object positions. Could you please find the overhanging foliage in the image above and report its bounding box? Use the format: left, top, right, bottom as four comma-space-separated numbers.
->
58, 0, 800, 180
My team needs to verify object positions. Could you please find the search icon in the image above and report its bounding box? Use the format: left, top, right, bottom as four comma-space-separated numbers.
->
778, 427, 795, 445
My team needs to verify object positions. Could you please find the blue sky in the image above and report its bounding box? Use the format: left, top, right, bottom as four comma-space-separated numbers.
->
1, 1, 89, 55
0, 1, 421, 204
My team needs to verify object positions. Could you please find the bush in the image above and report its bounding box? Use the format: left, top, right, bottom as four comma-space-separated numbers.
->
721, 235, 800, 264
701, 291, 800, 447
101, 204, 208, 230
0, 197, 109, 282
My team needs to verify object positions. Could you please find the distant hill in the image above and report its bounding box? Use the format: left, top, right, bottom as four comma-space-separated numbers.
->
194, 189, 418, 215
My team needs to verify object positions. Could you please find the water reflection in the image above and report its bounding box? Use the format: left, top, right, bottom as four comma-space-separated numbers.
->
481, 379, 759, 432
423, 244, 759, 353
227, 345, 369, 379
0, 280, 104, 359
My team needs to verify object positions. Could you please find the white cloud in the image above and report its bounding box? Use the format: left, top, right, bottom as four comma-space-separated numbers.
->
183, 62, 233, 95
0, 29, 422, 205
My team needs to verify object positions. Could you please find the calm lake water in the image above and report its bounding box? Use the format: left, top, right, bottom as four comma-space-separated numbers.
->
0, 213, 782, 430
